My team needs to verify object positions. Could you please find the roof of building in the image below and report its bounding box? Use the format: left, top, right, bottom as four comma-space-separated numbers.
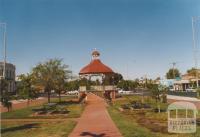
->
79, 50, 114, 75
79, 59, 114, 75
0, 62, 15, 69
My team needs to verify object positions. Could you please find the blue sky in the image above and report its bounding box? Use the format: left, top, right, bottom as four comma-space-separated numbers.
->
0, 0, 200, 79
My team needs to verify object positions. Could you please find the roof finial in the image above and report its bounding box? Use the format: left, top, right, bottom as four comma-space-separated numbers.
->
92, 48, 100, 59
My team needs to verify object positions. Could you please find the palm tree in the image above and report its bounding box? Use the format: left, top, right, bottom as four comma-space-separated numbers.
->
32, 59, 70, 103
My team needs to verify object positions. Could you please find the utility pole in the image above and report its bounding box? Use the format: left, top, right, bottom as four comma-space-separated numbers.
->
0, 23, 7, 79
192, 16, 200, 88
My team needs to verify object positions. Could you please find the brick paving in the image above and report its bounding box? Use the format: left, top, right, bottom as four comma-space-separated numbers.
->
69, 93, 122, 137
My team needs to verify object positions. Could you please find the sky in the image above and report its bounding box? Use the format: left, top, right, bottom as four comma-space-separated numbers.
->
0, 0, 200, 79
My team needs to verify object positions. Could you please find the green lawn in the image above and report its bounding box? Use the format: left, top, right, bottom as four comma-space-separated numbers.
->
108, 95, 200, 137
1, 96, 84, 119
1, 120, 76, 137
1, 103, 84, 119
1, 96, 82, 137
1, 106, 38, 119
50, 96, 78, 103
108, 107, 156, 137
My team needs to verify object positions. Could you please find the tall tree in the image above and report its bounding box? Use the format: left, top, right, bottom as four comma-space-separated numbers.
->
65, 80, 79, 91
149, 84, 161, 102
17, 74, 38, 106
117, 80, 138, 91
79, 78, 91, 90
32, 59, 69, 103
187, 68, 200, 78
54, 66, 71, 102
166, 68, 180, 79
112, 73, 123, 85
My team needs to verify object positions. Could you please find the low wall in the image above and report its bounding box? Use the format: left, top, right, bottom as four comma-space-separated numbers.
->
168, 91, 198, 98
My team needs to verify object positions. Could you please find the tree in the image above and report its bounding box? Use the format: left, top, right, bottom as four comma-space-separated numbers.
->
0, 79, 12, 112
65, 80, 79, 91
158, 85, 168, 103
187, 68, 200, 78
166, 68, 180, 79
102, 73, 123, 85
149, 84, 160, 102
17, 74, 38, 106
54, 66, 71, 102
117, 80, 139, 91
155, 77, 161, 81
112, 73, 123, 85
79, 78, 92, 90
32, 58, 69, 103
102, 75, 112, 85
148, 84, 168, 103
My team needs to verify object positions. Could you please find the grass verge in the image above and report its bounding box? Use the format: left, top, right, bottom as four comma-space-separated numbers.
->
1, 96, 84, 119
1, 120, 76, 137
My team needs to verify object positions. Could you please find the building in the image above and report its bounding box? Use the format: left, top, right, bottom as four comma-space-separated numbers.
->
79, 50, 117, 99
159, 79, 175, 88
173, 73, 200, 91
160, 71, 200, 92
0, 62, 16, 93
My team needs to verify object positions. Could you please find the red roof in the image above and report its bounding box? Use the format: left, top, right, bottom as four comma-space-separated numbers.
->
79, 59, 114, 75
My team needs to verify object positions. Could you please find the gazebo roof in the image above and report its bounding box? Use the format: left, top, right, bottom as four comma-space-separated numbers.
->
79, 50, 114, 75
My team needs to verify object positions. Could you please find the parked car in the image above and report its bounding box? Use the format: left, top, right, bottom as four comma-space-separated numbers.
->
169, 88, 175, 91
118, 90, 133, 95
66, 90, 79, 95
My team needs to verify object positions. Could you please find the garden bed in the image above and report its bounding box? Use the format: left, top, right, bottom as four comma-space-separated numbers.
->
109, 95, 200, 137
1, 100, 85, 119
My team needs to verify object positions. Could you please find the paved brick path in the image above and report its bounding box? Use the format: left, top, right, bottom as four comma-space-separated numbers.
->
69, 93, 122, 137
